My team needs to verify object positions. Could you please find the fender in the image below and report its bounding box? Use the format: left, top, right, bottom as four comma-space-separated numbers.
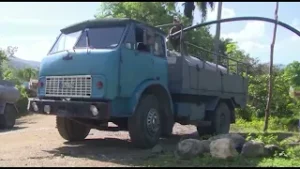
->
205, 97, 220, 112
129, 79, 174, 115
205, 97, 235, 111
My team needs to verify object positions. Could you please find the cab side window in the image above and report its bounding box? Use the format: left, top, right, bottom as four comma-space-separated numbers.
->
135, 26, 151, 53
153, 34, 165, 58
123, 24, 135, 50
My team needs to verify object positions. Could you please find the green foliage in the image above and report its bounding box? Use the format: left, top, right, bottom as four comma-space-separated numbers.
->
246, 133, 279, 145
284, 61, 300, 87
286, 146, 300, 159
233, 116, 299, 132
95, 2, 176, 27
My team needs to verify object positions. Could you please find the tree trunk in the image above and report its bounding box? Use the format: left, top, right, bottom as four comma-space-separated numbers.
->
263, 2, 279, 132
213, 2, 222, 68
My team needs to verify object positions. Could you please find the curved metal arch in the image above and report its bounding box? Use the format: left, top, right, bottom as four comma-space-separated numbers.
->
169, 16, 300, 38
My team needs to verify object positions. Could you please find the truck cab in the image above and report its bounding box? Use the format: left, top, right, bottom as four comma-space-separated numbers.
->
28, 18, 248, 149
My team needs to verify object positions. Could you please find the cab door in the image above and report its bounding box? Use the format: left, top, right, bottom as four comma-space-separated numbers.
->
119, 23, 154, 97
152, 33, 168, 87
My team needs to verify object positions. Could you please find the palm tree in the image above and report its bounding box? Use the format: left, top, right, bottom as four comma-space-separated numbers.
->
181, 2, 221, 65
182, 2, 215, 21
213, 2, 222, 65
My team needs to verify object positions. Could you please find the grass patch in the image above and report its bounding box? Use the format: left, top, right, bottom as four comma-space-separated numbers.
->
139, 153, 300, 167
231, 118, 299, 133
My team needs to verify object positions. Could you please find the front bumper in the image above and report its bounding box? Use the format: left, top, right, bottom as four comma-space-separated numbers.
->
27, 98, 110, 120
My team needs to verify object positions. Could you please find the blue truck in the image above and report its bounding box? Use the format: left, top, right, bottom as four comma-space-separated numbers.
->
28, 18, 248, 148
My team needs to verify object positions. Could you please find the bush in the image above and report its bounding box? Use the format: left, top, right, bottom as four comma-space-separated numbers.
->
15, 85, 30, 117
234, 116, 298, 132
236, 104, 259, 121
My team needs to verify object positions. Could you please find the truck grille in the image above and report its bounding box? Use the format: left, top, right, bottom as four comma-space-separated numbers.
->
45, 75, 92, 98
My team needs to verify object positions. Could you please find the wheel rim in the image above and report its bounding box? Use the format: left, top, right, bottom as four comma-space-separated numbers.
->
146, 108, 160, 135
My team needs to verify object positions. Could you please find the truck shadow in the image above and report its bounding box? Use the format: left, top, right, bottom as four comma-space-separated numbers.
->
44, 133, 201, 166
0, 118, 37, 133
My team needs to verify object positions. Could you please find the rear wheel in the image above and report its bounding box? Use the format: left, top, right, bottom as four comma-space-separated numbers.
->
0, 104, 17, 129
197, 102, 231, 136
56, 116, 91, 142
128, 94, 161, 148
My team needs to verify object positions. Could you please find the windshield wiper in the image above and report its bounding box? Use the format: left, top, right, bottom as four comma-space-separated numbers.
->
72, 29, 91, 53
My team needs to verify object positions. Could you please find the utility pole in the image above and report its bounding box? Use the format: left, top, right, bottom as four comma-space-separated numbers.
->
263, 2, 279, 132
213, 2, 222, 69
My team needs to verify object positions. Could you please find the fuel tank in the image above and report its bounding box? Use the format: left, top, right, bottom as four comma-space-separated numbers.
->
0, 80, 20, 103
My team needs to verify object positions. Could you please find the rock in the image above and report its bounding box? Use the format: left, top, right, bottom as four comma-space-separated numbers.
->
175, 139, 206, 159
264, 144, 284, 157
209, 133, 245, 153
200, 140, 211, 153
210, 138, 238, 159
151, 144, 164, 154
241, 140, 265, 157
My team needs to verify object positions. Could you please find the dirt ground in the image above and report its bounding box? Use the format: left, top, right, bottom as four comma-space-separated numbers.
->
0, 114, 199, 167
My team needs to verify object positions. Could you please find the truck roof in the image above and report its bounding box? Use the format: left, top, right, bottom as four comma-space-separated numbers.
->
61, 18, 167, 35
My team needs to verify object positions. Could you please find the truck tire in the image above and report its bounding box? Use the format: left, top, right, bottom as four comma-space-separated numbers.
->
0, 104, 17, 129
56, 116, 91, 142
128, 94, 161, 149
197, 102, 231, 136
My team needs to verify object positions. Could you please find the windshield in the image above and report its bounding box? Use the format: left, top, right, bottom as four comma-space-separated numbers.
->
49, 31, 82, 54
48, 26, 125, 54
75, 26, 125, 49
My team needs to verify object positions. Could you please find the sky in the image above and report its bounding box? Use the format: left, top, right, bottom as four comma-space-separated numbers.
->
0, 2, 299, 65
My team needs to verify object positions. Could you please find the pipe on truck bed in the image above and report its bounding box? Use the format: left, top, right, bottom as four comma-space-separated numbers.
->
170, 16, 300, 38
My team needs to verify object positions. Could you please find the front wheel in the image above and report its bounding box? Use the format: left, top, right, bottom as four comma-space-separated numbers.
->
56, 117, 91, 142
128, 94, 161, 149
